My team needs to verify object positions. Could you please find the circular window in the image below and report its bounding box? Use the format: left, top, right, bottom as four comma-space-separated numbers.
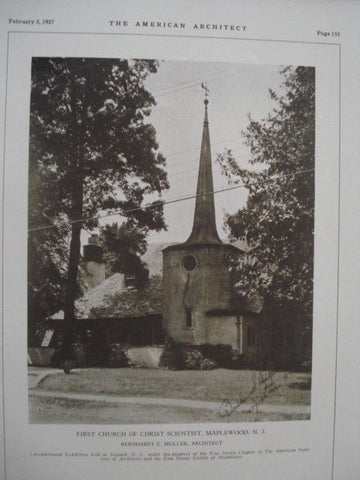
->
182, 255, 197, 271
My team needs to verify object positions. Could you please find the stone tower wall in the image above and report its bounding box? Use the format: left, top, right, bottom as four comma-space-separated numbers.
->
162, 244, 237, 345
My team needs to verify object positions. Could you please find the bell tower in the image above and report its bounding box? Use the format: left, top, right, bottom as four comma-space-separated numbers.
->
162, 88, 240, 345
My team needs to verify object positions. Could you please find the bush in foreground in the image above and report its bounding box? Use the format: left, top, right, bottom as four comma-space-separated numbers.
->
159, 337, 249, 370
107, 344, 130, 368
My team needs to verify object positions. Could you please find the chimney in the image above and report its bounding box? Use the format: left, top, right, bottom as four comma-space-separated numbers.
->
83, 234, 106, 289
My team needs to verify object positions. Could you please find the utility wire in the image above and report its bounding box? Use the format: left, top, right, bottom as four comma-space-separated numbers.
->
152, 64, 268, 98
28, 168, 314, 234
167, 152, 245, 178
153, 70, 240, 98
165, 137, 243, 165
151, 68, 231, 96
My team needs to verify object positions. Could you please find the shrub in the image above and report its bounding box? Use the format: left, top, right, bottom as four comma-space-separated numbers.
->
160, 338, 259, 371
50, 345, 64, 367
184, 349, 204, 370
107, 343, 129, 368
72, 343, 87, 367
160, 338, 219, 370
50, 342, 85, 368
199, 357, 217, 370
231, 352, 251, 369
159, 337, 185, 370
184, 349, 217, 370
199, 344, 233, 368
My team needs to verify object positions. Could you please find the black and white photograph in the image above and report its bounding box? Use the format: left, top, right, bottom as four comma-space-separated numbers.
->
4, 0, 360, 478
27, 58, 314, 424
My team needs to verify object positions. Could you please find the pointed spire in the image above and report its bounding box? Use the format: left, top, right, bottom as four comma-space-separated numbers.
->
185, 88, 222, 245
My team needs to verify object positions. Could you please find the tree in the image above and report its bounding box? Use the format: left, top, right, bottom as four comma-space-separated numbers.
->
28, 141, 70, 345
218, 66, 314, 334
29, 58, 168, 367
99, 221, 148, 288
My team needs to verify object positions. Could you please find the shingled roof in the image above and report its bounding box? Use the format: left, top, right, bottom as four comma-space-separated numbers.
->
90, 275, 162, 319
51, 274, 162, 320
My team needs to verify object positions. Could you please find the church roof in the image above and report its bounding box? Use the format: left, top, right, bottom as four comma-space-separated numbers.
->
91, 275, 162, 319
51, 274, 162, 320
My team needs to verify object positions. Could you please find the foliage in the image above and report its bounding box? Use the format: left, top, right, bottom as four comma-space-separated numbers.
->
29, 57, 168, 355
199, 343, 233, 368
28, 156, 70, 342
199, 357, 217, 371
107, 343, 130, 368
183, 349, 203, 369
183, 349, 216, 370
30, 57, 168, 225
99, 221, 148, 286
217, 66, 315, 321
230, 352, 252, 370
71, 343, 87, 367
159, 338, 249, 370
199, 344, 251, 369
159, 336, 185, 370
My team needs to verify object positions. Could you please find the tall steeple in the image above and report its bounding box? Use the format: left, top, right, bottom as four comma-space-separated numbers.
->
185, 86, 222, 245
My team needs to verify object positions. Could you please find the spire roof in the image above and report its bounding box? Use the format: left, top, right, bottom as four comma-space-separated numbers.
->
184, 92, 222, 245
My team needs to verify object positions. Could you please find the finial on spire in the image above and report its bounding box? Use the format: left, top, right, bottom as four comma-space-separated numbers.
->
201, 83, 209, 124
183, 82, 221, 245
201, 82, 209, 105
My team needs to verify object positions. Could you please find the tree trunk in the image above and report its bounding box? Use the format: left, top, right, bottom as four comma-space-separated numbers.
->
62, 176, 84, 372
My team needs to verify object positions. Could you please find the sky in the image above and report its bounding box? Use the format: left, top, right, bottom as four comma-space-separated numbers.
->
84, 60, 285, 245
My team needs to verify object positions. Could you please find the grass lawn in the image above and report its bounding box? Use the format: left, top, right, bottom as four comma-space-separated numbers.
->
35, 368, 311, 406
29, 396, 309, 424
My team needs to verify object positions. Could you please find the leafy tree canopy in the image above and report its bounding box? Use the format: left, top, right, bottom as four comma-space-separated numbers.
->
28, 58, 168, 341
217, 66, 315, 318
30, 57, 168, 229
99, 222, 148, 286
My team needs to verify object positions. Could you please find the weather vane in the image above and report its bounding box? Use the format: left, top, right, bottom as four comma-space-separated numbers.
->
201, 82, 209, 103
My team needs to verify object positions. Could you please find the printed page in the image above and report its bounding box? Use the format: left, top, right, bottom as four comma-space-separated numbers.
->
0, 1, 359, 479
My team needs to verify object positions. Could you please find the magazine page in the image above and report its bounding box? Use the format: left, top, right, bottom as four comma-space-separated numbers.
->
0, 1, 359, 479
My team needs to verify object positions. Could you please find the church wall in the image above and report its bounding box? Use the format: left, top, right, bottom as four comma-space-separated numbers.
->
207, 314, 262, 364
205, 316, 238, 350
163, 243, 238, 345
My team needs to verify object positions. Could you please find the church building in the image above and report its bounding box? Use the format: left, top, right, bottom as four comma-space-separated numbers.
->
38, 93, 309, 370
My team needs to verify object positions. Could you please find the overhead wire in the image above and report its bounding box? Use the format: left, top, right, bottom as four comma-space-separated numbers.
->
28, 61, 298, 234
28, 168, 314, 234
30, 61, 260, 180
